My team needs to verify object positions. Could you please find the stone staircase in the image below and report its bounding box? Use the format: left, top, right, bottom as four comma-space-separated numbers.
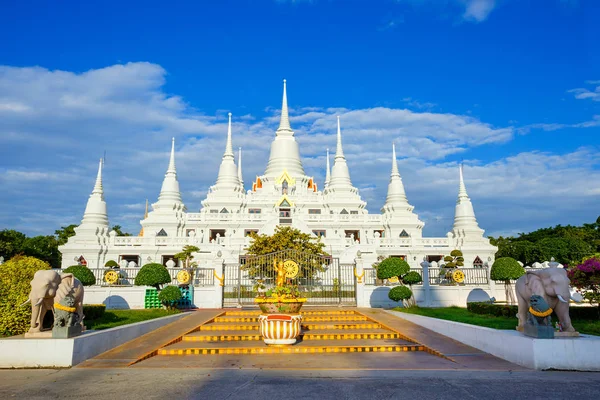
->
153, 309, 433, 357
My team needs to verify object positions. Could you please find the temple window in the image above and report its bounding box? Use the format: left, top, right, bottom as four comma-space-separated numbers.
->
249, 208, 262, 214
161, 255, 175, 266
473, 256, 484, 267
308, 209, 321, 214
350, 211, 358, 215
282, 180, 289, 194
344, 230, 360, 242
390, 255, 406, 260
374, 229, 385, 238
220, 208, 229, 213
210, 209, 218, 214
427, 255, 443, 263
399, 230, 410, 238
279, 208, 291, 218
340, 209, 349, 215
209, 229, 226, 242
186, 229, 195, 237
157, 229, 168, 237
312, 230, 326, 238
119, 255, 139, 267
245, 229, 259, 237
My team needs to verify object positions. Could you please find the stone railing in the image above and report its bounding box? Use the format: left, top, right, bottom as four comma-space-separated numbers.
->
88, 267, 215, 287
363, 268, 424, 286
428, 267, 489, 285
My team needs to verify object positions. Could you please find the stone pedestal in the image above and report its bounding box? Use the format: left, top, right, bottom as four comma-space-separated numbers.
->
24, 331, 52, 339
52, 325, 83, 339
523, 324, 554, 339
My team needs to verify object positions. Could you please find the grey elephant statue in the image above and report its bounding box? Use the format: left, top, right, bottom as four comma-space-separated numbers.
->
22, 270, 84, 334
515, 268, 579, 333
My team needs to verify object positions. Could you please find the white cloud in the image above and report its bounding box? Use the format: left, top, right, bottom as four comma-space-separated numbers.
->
568, 81, 600, 101
462, 0, 496, 22
0, 62, 598, 238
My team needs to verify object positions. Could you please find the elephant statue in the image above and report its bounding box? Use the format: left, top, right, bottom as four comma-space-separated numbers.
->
515, 268, 579, 333
22, 270, 84, 334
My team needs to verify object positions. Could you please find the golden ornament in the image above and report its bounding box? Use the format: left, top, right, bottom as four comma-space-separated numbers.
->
104, 270, 119, 285
177, 270, 191, 285
452, 269, 465, 283
283, 259, 300, 279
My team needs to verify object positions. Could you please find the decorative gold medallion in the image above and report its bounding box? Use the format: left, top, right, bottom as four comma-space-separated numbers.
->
283, 259, 300, 279
104, 270, 119, 285
388, 276, 399, 284
177, 270, 191, 285
452, 269, 465, 283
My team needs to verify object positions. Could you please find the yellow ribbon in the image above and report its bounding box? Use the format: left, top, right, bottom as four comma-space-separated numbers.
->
529, 307, 553, 318
54, 303, 76, 313
213, 270, 225, 286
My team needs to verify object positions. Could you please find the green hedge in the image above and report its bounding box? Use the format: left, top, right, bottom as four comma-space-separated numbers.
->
83, 304, 106, 320
104, 260, 119, 268
64, 265, 96, 286
490, 257, 525, 281
467, 302, 600, 320
388, 286, 413, 302
377, 257, 410, 280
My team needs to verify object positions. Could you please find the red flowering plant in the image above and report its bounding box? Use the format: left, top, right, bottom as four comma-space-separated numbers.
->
567, 257, 600, 307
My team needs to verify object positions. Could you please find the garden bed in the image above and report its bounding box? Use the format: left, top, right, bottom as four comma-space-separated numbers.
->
393, 306, 600, 336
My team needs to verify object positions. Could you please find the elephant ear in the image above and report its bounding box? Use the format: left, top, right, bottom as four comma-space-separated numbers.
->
57, 273, 75, 300
525, 270, 541, 285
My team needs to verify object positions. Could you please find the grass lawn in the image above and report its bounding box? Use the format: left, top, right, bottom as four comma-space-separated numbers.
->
394, 306, 600, 336
86, 309, 181, 331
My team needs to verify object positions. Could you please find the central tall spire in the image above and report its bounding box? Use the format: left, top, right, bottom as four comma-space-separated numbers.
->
277, 79, 293, 135
452, 164, 483, 234
215, 113, 242, 190
382, 143, 410, 210
263, 80, 306, 179
156, 138, 184, 207
77, 158, 109, 234
327, 116, 353, 190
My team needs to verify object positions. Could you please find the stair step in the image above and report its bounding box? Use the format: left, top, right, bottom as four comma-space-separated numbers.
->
223, 310, 358, 317
213, 315, 369, 323
158, 339, 423, 356
182, 330, 401, 342
198, 323, 382, 331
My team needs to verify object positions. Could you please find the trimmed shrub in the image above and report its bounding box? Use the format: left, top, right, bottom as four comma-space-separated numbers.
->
134, 263, 171, 290
490, 257, 525, 281
104, 260, 119, 268
83, 304, 106, 320
158, 285, 182, 308
403, 271, 423, 285
450, 249, 463, 257
377, 258, 410, 280
63, 265, 96, 286
388, 286, 413, 302
0, 255, 51, 336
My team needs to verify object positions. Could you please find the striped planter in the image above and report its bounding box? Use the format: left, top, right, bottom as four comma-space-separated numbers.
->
258, 314, 302, 345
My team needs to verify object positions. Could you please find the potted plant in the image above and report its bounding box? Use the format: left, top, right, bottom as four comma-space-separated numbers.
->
254, 259, 306, 345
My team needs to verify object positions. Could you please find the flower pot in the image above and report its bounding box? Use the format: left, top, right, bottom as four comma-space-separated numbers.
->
258, 314, 302, 345
257, 300, 305, 314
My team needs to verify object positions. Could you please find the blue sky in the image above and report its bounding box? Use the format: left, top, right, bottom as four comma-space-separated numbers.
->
0, 0, 599, 238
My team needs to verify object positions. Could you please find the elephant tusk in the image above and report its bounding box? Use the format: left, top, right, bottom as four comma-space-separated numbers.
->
557, 294, 568, 303
19, 298, 31, 307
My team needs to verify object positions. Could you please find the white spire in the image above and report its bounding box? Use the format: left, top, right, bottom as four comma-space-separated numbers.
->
238, 147, 243, 187
382, 143, 409, 210
214, 114, 242, 190
335, 116, 344, 159
225, 113, 234, 157
324, 148, 331, 188
327, 116, 353, 190
452, 164, 482, 233
156, 138, 184, 207
277, 79, 293, 135
80, 158, 109, 228
264, 80, 306, 178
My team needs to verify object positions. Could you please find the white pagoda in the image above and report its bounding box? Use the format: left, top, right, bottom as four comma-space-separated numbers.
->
60, 80, 496, 269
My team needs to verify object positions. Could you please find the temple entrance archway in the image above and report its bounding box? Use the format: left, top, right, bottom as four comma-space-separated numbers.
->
223, 249, 356, 307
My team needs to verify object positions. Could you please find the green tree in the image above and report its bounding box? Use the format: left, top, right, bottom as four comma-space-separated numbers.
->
0, 229, 27, 260
63, 265, 97, 286
111, 225, 132, 236
174, 245, 200, 269
491, 257, 525, 305
134, 263, 171, 290
54, 224, 77, 246
22, 235, 61, 268
243, 227, 327, 279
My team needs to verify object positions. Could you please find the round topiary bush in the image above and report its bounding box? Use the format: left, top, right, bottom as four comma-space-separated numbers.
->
0, 255, 51, 336
376, 258, 410, 280
402, 271, 423, 286
158, 285, 182, 309
134, 263, 171, 290
490, 257, 525, 281
388, 286, 413, 302
450, 249, 463, 257
104, 260, 119, 268
63, 265, 96, 286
